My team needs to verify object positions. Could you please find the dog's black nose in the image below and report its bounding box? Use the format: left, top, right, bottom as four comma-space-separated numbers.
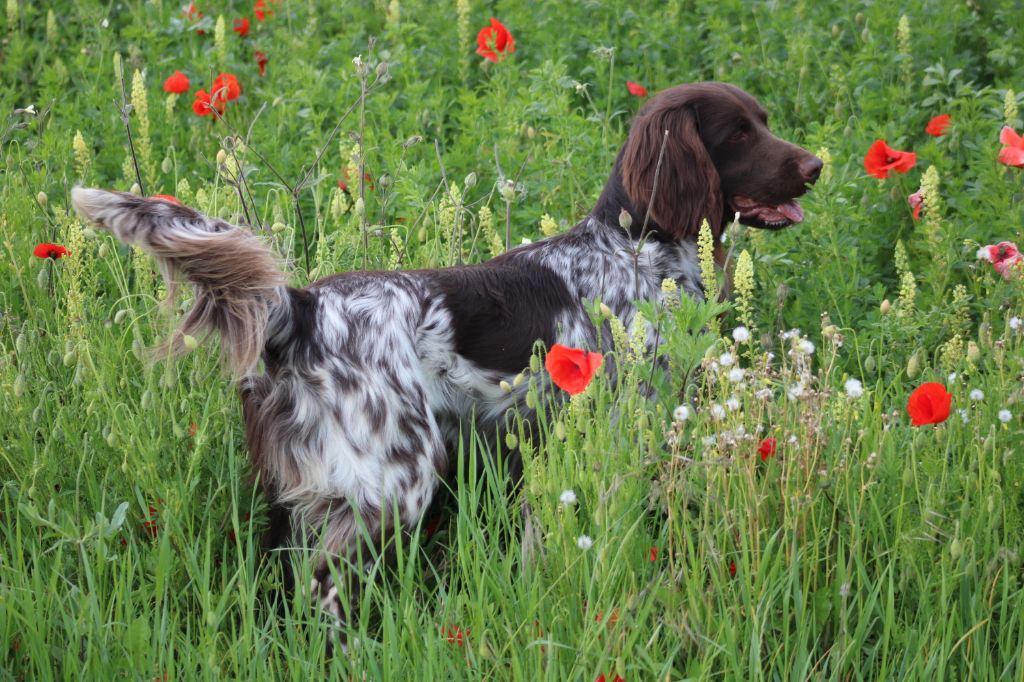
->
799, 156, 823, 183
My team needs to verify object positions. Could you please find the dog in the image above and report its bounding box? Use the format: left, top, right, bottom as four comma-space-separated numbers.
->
72, 81, 821, 635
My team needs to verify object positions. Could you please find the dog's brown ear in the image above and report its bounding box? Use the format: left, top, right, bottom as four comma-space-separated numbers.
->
621, 104, 722, 241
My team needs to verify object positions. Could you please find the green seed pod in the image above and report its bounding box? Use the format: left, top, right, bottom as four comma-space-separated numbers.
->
130, 183, 141, 196
864, 355, 876, 373
529, 354, 541, 373
98, 243, 110, 258
525, 390, 536, 410
37, 267, 49, 289
512, 372, 526, 388
62, 350, 77, 367
504, 432, 518, 450
553, 421, 566, 441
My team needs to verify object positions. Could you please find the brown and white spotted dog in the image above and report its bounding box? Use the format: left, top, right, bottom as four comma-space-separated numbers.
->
73, 81, 821, 643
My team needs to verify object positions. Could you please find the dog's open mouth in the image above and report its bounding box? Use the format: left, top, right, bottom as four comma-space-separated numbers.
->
730, 195, 805, 229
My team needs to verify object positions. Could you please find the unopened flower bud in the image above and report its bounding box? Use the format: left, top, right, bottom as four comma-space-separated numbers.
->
216, 149, 228, 165
499, 182, 516, 203
526, 126, 536, 139
36, 191, 48, 207
130, 183, 141, 196
966, 341, 981, 363
463, 172, 478, 190
375, 61, 389, 79
618, 208, 632, 230
553, 421, 566, 440
98, 243, 110, 258
504, 432, 518, 450
403, 135, 423, 148
499, 380, 512, 393
162, 157, 173, 174
15, 333, 27, 354
599, 302, 613, 317
354, 197, 365, 217
62, 349, 77, 367
512, 372, 525, 387
13, 374, 26, 398
271, 222, 286, 234
182, 334, 198, 350
880, 299, 891, 315
949, 537, 962, 561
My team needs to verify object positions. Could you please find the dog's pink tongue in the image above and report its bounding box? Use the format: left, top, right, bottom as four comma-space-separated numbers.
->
776, 201, 804, 223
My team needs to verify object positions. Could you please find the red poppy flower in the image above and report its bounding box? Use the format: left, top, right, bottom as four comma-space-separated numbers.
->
757, 437, 777, 461
254, 0, 272, 21
192, 89, 222, 116
986, 241, 1023, 280
925, 114, 951, 137
906, 383, 952, 426
150, 194, 181, 205
595, 675, 625, 682
33, 243, 70, 259
143, 504, 159, 539
545, 344, 603, 395
163, 70, 190, 94
476, 17, 515, 62
863, 139, 917, 179
998, 127, 1024, 168
255, 50, 268, 77
907, 189, 923, 221
233, 17, 250, 37
183, 1, 201, 21
211, 73, 242, 106
626, 81, 647, 97
649, 546, 658, 562
729, 561, 737, 577
441, 625, 469, 646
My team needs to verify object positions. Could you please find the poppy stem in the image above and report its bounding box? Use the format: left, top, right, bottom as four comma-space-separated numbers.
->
291, 191, 312, 275
633, 129, 670, 298
116, 64, 146, 197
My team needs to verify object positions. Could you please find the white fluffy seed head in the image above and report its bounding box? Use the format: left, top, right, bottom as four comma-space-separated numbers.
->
732, 326, 750, 343
673, 404, 692, 422
719, 352, 735, 367
969, 389, 984, 401
559, 489, 577, 506
576, 535, 593, 550
998, 409, 1012, 423
798, 339, 815, 355
728, 367, 745, 383
844, 378, 864, 398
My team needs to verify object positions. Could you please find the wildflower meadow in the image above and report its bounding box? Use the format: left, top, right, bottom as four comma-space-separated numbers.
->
3, 0, 1024, 679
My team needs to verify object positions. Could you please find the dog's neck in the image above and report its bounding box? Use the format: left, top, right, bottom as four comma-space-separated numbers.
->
590, 150, 667, 242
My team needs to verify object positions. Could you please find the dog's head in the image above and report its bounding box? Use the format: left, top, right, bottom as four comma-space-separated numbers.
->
620, 82, 822, 239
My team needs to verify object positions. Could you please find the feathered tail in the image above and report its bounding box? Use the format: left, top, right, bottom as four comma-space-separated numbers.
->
72, 188, 287, 375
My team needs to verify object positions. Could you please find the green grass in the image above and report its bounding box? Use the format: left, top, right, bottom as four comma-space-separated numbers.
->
2, 0, 1024, 679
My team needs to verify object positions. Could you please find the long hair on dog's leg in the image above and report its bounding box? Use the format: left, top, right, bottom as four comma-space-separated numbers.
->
71, 188, 288, 376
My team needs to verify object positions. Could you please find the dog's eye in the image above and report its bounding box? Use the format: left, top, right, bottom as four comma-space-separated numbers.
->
729, 126, 750, 143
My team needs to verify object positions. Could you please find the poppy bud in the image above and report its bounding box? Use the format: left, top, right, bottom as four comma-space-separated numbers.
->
216, 149, 228, 165
529, 354, 541, 373
63, 349, 77, 367
901, 466, 913, 487
463, 172, 477, 190
271, 222, 286, 234
403, 135, 423, 148
949, 537, 962, 561
618, 208, 632, 230
978, 320, 992, 348
822, 324, 838, 339
130, 183, 141, 196
36, 191, 48, 207
15, 333, 26, 354
831, 24, 840, 37
375, 61, 389, 79
967, 341, 981, 363
37, 268, 49, 289
599, 303, 612, 317
776, 282, 789, 308
880, 299, 891, 315
505, 432, 518, 450
32, 406, 43, 423
906, 351, 921, 378
354, 198, 365, 217
525, 390, 536, 410
106, 432, 117, 447
512, 372, 525, 387
527, 126, 536, 139
13, 374, 26, 398
182, 334, 198, 350
141, 390, 152, 409
854, 12, 865, 24
83, 227, 97, 239
499, 380, 512, 393
162, 157, 173, 174
98, 243, 110, 258
378, 174, 392, 189
417, 226, 428, 242
553, 421, 566, 440
114, 309, 129, 325
864, 355, 876, 373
